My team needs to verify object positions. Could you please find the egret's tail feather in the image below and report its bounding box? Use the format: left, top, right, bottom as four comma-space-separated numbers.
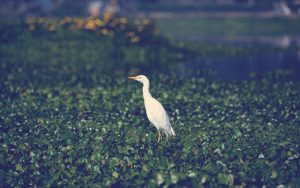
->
170, 127, 176, 137
163, 126, 176, 137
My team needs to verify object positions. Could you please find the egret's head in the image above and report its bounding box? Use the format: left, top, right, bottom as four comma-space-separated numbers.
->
128, 75, 149, 84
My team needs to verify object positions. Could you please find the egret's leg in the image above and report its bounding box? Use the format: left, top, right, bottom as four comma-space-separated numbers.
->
157, 130, 161, 143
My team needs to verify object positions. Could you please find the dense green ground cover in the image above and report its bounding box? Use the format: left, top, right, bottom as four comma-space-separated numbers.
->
1, 18, 300, 187
1, 63, 300, 187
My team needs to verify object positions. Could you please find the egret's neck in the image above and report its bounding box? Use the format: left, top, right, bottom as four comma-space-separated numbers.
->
142, 81, 151, 99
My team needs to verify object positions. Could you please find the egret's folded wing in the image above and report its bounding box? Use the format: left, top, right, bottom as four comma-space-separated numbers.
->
146, 99, 169, 125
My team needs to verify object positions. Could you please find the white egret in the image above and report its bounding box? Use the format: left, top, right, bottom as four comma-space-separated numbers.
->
128, 75, 176, 143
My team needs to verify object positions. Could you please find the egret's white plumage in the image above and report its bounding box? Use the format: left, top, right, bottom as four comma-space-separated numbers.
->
128, 75, 175, 143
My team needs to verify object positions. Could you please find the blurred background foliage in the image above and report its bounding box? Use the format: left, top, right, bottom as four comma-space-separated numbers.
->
1, 0, 300, 17
1, 0, 300, 79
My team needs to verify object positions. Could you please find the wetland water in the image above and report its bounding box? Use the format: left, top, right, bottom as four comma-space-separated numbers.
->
168, 38, 300, 81
152, 15, 300, 81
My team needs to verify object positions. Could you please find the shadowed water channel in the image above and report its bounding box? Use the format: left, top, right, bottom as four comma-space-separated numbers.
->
151, 38, 300, 81
170, 50, 300, 81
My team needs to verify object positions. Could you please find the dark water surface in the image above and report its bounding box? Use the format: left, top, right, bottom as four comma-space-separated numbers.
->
164, 38, 300, 81
170, 50, 300, 81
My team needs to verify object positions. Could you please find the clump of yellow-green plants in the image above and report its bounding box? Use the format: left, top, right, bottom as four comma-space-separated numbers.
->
25, 16, 155, 44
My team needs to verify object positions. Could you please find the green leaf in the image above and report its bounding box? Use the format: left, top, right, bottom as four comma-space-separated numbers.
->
217, 173, 234, 186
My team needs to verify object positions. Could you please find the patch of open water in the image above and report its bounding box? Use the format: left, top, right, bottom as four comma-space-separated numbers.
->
168, 37, 300, 81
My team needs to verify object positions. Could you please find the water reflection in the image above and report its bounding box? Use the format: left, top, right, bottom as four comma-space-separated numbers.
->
170, 50, 300, 81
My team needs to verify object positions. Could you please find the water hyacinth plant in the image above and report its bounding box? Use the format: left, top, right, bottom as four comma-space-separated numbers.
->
1, 64, 300, 187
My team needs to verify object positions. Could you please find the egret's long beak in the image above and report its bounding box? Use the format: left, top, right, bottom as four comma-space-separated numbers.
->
128, 76, 137, 80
